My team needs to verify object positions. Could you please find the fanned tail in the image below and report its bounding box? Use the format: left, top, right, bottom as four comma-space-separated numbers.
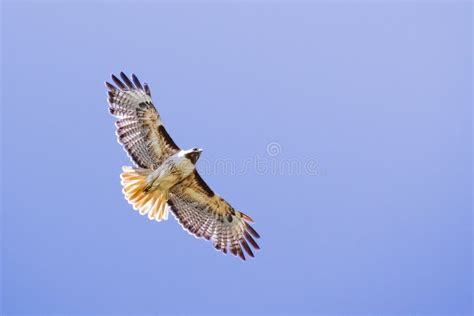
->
120, 166, 169, 221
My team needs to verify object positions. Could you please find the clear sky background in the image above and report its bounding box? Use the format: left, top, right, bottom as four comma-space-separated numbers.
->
1, 1, 472, 315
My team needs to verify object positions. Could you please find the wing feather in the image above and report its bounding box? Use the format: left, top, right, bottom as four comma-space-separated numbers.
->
120, 72, 135, 89
106, 72, 179, 168
168, 171, 260, 260
132, 74, 143, 90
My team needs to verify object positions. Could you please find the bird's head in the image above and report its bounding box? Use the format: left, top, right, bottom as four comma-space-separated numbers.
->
184, 148, 203, 164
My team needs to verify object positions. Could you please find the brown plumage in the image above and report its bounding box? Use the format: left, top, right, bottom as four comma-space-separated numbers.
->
106, 72, 260, 261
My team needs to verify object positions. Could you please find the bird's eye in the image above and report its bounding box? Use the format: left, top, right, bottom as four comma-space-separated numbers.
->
193, 148, 198, 151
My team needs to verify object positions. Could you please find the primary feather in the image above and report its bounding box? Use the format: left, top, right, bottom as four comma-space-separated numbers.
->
107, 72, 179, 169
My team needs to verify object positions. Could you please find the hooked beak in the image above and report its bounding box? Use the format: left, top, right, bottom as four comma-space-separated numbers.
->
186, 148, 203, 164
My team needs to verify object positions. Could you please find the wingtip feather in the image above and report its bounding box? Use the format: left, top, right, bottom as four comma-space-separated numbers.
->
239, 211, 254, 223
144, 82, 151, 96
105, 81, 116, 91
120, 72, 135, 89
111, 74, 127, 90
245, 222, 260, 238
132, 74, 143, 90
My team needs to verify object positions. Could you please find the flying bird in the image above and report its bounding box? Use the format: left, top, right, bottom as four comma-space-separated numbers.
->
105, 72, 260, 260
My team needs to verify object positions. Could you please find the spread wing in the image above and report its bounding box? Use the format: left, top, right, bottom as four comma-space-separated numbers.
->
106, 72, 179, 169
168, 171, 260, 260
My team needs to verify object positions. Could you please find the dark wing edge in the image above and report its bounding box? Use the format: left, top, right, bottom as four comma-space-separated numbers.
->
168, 171, 260, 261
105, 72, 180, 169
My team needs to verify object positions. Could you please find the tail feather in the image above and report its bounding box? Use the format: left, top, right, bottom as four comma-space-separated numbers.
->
147, 193, 169, 220
120, 166, 169, 221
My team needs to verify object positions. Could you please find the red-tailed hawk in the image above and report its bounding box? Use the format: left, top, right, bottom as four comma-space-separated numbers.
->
106, 72, 260, 260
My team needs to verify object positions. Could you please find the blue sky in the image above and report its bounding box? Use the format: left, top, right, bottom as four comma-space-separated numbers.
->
1, 1, 472, 315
